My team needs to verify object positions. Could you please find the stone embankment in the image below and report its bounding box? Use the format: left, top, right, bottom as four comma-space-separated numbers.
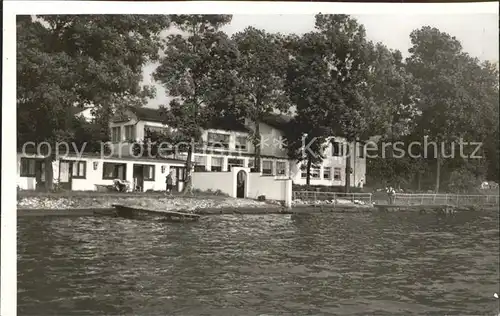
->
17, 195, 282, 213
292, 198, 372, 207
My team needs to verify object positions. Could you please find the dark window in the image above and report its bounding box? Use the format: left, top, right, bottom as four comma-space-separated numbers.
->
358, 143, 365, 158
71, 161, 86, 179
262, 160, 273, 175
300, 164, 320, 179
300, 165, 307, 179
323, 167, 331, 180
111, 127, 121, 143
235, 136, 248, 151
124, 125, 136, 142
211, 157, 223, 172
143, 165, 155, 181
228, 158, 244, 171
332, 141, 344, 156
194, 155, 207, 172
207, 132, 230, 149
333, 167, 342, 181
276, 162, 287, 175
103, 163, 126, 180
20, 158, 36, 177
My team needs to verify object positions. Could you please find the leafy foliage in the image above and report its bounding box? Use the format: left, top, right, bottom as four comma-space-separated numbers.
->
153, 15, 235, 193
17, 15, 170, 190
230, 27, 291, 171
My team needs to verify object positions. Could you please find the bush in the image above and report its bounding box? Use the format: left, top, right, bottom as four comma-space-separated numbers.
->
445, 168, 483, 194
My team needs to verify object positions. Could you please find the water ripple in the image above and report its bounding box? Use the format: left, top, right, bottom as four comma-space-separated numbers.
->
18, 211, 499, 315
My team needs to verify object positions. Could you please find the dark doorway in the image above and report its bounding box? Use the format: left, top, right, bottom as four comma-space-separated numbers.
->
59, 160, 72, 190
236, 170, 247, 198
170, 166, 186, 192
35, 160, 46, 191
133, 164, 144, 192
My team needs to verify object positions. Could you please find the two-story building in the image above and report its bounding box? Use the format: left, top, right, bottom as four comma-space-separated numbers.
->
108, 106, 366, 188
17, 105, 367, 192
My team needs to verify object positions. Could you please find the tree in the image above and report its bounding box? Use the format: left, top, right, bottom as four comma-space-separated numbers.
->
364, 43, 422, 189
406, 26, 497, 192
153, 14, 236, 194
17, 15, 170, 190
313, 14, 376, 192
284, 32, 334, 185
230, 27, 291, 172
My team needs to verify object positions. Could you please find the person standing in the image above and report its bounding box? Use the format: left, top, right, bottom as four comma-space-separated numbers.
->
165, 172, 173, 195
386, 186, 396, 205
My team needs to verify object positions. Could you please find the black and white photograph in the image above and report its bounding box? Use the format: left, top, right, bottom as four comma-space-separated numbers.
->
2, 1, 499, 315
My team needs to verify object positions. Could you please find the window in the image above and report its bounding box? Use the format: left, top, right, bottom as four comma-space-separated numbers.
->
333, 167, 342, 181
71, 161, 86, 179
311, 165, 320, 179
41, 162, 46, 181
20, 158, 36, 177
300, 165, 307, 179
248, 160, 255, 168
235, 136, 248, 151
262, 160, 273, 175
358, 143, 365, 158
211, 157, 223, 172
228, 158, 244, 171
103, 163, 126, 180
194, 155, 207, 172
111, 127, 121, 143
323, 167, 331, 180
143, 165, 155, 181
144, 125, 168, 135
332, 141, 344, 156
276, 161, 287, 176
300, 164, 320, 179
124, 125, 136, 142
207, 132, 230, 149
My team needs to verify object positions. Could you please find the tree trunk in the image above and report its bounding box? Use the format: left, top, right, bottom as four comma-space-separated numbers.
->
306, 158, 312, 186
345, 142, 351, 193
182, 138, 194, 195
253, 120, 261, 172
435, 151, 441, 193
44, 156, 54, 192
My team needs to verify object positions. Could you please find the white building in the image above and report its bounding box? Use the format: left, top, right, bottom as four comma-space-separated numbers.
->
17, 106, 367, 192
107, 106, 366, 188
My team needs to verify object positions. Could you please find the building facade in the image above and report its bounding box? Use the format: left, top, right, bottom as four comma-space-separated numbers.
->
17, 106, 367, 192
16, 152, 187, 192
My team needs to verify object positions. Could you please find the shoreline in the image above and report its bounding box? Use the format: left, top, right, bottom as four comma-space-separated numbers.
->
17, 193, 496, 218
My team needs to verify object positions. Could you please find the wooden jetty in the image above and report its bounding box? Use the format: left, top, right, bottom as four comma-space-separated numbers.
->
373, 204, 469, 215
112, 204, 200, 222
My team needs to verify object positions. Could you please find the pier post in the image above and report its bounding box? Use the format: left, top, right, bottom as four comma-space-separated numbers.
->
285, 179, 293, 209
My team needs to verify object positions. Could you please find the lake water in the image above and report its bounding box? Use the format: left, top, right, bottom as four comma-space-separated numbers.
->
18, 211, 499, 315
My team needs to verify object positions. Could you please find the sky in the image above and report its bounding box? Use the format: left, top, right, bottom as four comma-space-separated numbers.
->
143, 13, 499, 108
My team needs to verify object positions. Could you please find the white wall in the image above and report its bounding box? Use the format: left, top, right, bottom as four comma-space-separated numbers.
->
247, 173, 291, 202
191, 167, 292, 205
191, 171, 235, 197
17, 153, 185, 192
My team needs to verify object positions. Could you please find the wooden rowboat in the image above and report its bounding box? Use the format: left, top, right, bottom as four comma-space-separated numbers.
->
112, 204, 200, 222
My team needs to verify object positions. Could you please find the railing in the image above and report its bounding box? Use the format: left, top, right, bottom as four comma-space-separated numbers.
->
292, 191, 373, 205
393, 193, 500, 206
